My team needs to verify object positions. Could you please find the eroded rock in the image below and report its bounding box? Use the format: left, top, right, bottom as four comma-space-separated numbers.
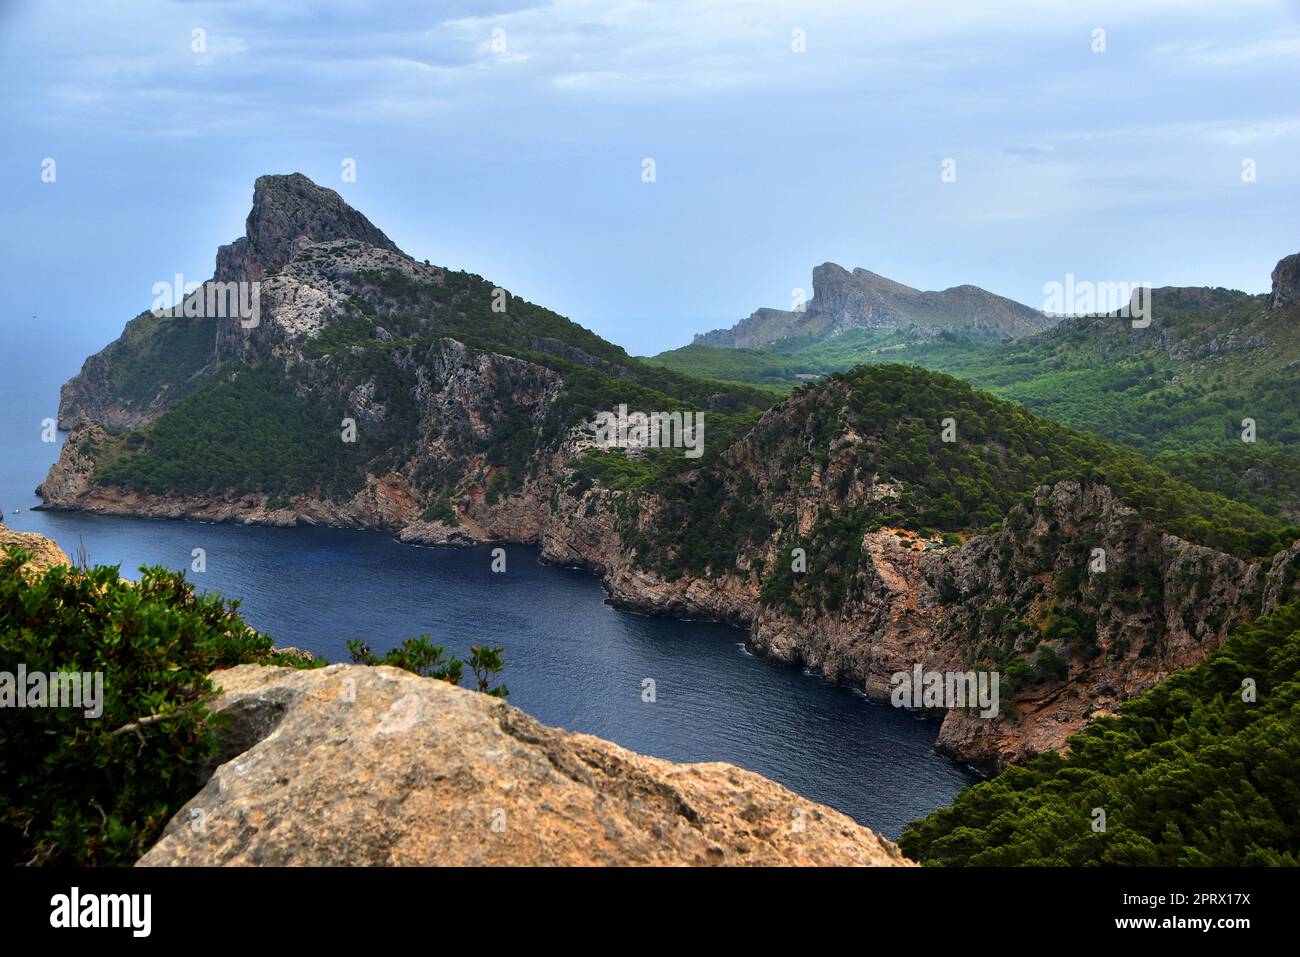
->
137, 664, 911, 867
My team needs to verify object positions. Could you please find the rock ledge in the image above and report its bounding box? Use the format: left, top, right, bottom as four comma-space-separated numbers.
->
138, 664, 912, 867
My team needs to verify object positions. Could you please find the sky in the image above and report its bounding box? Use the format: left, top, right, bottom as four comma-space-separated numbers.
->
1, 0, 1298, 358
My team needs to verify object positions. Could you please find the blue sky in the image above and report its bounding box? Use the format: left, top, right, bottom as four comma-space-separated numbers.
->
2, 0, 1298, 357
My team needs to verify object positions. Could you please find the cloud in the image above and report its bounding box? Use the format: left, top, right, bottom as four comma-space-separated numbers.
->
3, 0, 1298, 353
1156, 35, 1300, 67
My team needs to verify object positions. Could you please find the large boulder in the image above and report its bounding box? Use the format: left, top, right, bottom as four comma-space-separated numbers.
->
0, 524, 71, 575
137, 663, 912, 866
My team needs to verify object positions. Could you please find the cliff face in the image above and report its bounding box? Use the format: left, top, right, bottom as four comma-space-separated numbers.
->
137, 663, 911, 866
57, 174, 402, 429
1271, 252, 1300, 311
693, 261, 1051, 348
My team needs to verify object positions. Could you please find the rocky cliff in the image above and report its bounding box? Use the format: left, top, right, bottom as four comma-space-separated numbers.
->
1272, 252, 1300, 310
0, 523, 71, 575
693, 261, 1052, 348
214, 172, 399, 287
137, 663, 911, 866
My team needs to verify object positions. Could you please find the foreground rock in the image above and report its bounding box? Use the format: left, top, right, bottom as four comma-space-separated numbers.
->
0, 523, 71, 575
138, 664, 911, 867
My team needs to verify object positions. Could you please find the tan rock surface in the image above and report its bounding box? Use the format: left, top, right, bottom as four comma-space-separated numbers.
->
137, 663, 912, 867
0, 524, 71, 575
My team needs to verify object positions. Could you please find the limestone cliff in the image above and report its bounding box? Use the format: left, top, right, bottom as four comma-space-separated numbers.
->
1271, 252, 1300, 310
137, 663, 911, 866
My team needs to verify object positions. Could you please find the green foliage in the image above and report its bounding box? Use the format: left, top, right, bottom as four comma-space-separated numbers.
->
302, 309, 378, 357
421, 496, 459, 526
649, 295, 1300, 519
94, 362, 398, 499
347, 636, 463, 684
639, 364, 1289, 604
468, 645, 509, 698
809, 365, 1287, 557
900, 601, 1300, 866
97, 311, 218, 411
0, 549, 318, 867
346, 636, 508, 698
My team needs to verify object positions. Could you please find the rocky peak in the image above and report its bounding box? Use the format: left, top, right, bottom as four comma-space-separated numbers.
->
1270, 252, 1300, 310
214, 172, 400, 284
818, 263, 920, 298
692, 262, 1051, 349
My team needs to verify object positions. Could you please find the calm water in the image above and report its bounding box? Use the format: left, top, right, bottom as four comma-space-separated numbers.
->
0, 333, 975, 837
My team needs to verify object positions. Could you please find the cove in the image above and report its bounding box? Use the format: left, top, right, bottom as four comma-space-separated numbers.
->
14, 508, 978, 838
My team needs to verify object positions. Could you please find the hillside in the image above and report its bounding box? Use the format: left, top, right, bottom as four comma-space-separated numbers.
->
52, 173, 771, 512
567, 364, 1300, 767
900, 600, 1300, 866
651, 274, 1300, 520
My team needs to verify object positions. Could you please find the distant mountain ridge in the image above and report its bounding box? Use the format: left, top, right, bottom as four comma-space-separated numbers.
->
692, 262, 1053, 349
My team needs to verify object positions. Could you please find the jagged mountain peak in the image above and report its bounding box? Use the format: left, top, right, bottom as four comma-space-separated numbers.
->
808, 262, 922, 298
693, 263, 1050, 350
1271, 251, 1300, 310
215, 172, 400, 284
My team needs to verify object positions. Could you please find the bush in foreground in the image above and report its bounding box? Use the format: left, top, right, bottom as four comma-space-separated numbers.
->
0, 549, 319, 866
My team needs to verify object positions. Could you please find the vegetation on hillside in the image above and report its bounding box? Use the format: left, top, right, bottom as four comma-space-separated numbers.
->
648, 295, 1300, 518
900, 601, 1300, 866
614, 365, 1296, 596
94, 362, 389, 499
94, 310, 218, 411
89, 262, 773, 505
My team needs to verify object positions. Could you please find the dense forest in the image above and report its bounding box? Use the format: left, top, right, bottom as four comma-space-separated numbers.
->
900, 601, 1300, 866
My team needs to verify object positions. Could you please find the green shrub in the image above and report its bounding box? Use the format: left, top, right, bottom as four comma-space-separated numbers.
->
421, 496, 460, 526
347, 636, 508, 698
0, 550, 318, 867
